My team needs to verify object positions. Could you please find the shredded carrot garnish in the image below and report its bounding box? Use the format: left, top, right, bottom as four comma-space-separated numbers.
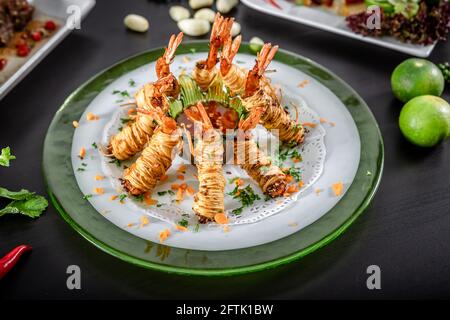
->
159, 174, 168, 182
235, 178, 244, 186
177, 174, 185, 181
144, 193, 158, 205
214, 213, 229, 225
72, 121, 79, 128
95, 175, 104, 181
176, 225, 188, 232
297, 79, 309, 88
223, 226, 230, 233
180, 183, 187, 190
331, 182, 344, 196
329, 122, 336, 127
94, 187, 104, 195
186, 185, 195, 196
298, 181, 304, 188
78, 147, 86, 159
285, 175, 293, 183
86, 112, 98, 121
319, 117, 327, 123
127, 108, 136, 115
302, 122, 317, 128
159, 229, 171, 242
171, 184, 180, 190
127, 223, 135, 228
176, 188, 184, 203
286, 185, 298, 194
110, 195, 118, 201
293, 158, 301, 163
140, 216, 150, 227
177, 165, 187, 173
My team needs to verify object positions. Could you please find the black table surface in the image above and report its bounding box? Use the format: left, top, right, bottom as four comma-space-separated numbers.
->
0, 0, 449, 300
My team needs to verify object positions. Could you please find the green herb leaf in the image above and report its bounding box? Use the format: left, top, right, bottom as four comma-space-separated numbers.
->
228, 185, 261, 215
0, 195, 48, 218
0, 187, 35, 200
0, 147, 16, 167
119, 194, 127, 202
129, 79, 136, 87
178, 218, 189, 228
92, 142, 98, 149
286, 167, 302, 182
83, 194, 93, 200
109, 159, 121, 167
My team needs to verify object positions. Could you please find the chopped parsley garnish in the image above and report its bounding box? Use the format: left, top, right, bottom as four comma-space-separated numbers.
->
120, 118, 131, 124
228, 185, 261, 215
81, 162, 87, 167
128, 79, 136, 87
118, 126, 123, 131
0, 147, 15, 167
109, 159, 121, 167
178, 218, 189, 228
157, 190, 175, 196
92, 142, 98, 149
83, 194, 93, 200
118, 194, 127, 202
134, 194, 144, 202
259, 166, 269, 174
264, 194, 272, 201
156, 203, 164, 208
273, 147, 303, 166
189, 48, 196, 54
286, 167, 302, 182
113, 90, 130, 98
77, 168, 85, 172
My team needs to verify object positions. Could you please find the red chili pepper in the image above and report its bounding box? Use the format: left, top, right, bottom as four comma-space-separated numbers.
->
44, 20, 56, 31
0, 245, 32, 280
266, 0, 282, 9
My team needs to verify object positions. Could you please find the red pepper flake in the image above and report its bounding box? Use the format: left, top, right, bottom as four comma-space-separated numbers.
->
44, 20, 56, 31
266, 0, 282, 9
31, 31, 42, 42
0, 58, 7, 71
16, 45, 29, 57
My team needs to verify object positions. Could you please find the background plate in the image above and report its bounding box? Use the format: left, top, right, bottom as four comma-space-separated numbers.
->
0, 0, 96, 99
241, 0, 435, 57
43, 42, 384, 275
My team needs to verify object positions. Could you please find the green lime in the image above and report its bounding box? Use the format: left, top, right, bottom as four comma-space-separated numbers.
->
399, 95, 450, 147
391, 58, 445, 103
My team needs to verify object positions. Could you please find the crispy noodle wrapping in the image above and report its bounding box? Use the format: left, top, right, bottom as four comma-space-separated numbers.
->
192, 62, 218, 91
244, 89, 305, 145
109, 115, 155, 160
108, 84, 161, 160
234, 137, 286, 197
122, 128, 181, 195
193, 129, 226, 223
221, 64, 247, 94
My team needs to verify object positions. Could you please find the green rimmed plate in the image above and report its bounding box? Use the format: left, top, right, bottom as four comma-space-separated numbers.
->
43, 42, 383, 276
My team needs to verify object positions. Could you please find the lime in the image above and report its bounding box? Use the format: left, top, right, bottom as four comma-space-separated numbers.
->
399, 95, 450, 147
391, 58, 445, 103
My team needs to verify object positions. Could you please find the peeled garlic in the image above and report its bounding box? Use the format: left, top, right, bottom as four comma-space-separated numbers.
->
178, 19, 211, 36
169, 6, 190, 22
194, 8, 216, 23
189, 0, 213, 10
249, 36, 264, 52
217, 0, 239, 14
124, 14, 149, 33
230, 21, 241, 37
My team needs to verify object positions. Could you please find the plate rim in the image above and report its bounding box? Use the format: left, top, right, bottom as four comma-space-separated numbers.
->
43, 41, 384, 276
